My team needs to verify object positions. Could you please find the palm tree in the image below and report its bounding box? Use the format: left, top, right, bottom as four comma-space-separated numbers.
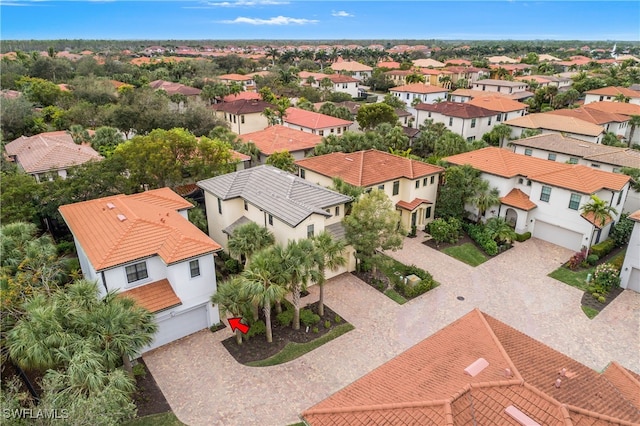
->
279, 239, 318, 330
405, 71, 426, 84
626, 115, 640, 146
211, 276, 251, 345
581, 195, 618, 229
312, 232, 346, 317
67, 125, 92, 144
491, 123, 513, 147
485, 217, 517, 245
469, 180, 501, 223
241, 248, 287, 343
227, 222, 275, 267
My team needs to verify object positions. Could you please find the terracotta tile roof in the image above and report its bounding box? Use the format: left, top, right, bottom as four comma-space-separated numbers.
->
238, 125, 322, 155
390, 83, 449, 94
149, 80, 201, 96
217, 73, 254, 81
444, 147, 630, 194
603, 362, 640, 409
413, 58, 446, 68
414, 101, 496, 118
303, 309, 640, 425
451, 88, 512, 99
421, 68, 453, 76
396, 198, 432, 210
468, 95, 528, 113
222, 92, 261, 102
445, 59, 472, 66
211, 99, 274, 115
295, 149, 444, 187
583, 101, 640, 117
284, 107, 353, 130
59, 188, 221, 271
547, 107, 629, 125
500, 188, 537, 211
504, 113, 605, 137
586, 86, 640, 98
329, 61, 372, 72
231, 150, 251, 162
376, 60, 401, 69
629, 210, 640, 222
4, 131, 102, 174
473, 78, 527, 87
487, 55, 519, 64
119, 279, 181, 313
581, 211, 614, 228
384, 69, 413, 76
326, 74, 359, 83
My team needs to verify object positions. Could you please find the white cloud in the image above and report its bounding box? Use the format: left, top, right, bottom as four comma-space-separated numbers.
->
220, 15, 318, 25
332, 10, 353, 17
203, 0, 289, 7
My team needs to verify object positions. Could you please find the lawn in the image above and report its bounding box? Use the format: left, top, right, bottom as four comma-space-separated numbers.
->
548, 267, 593, 291
384, 288, 408, 305
441, 242, 488, 267
124, 412, 184, 426
581, 306, 599, 319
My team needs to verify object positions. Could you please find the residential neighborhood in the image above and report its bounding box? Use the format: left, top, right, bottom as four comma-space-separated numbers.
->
1, 26, 640, 426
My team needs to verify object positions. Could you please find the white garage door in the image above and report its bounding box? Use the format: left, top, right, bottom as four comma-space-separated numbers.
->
627, 268, 640, 292
533, 220, 583, 251
145, 304, 209, 352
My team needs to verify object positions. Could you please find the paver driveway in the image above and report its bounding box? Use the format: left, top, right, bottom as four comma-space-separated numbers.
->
143, 236, 640, 426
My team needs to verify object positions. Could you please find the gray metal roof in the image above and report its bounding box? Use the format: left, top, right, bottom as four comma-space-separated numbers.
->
222, 216, 252, 236
325, 222, 347, 241
198, 165, 352, 227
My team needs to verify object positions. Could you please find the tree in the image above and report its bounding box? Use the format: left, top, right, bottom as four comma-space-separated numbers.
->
627, 115, 640, 146
485, 217, 517, 245
405, 71, 426, 84
279, 239, 318, 330
382, 93, 405, 109
16, 76, 62, 107
581, 195, 618, 229
0, 169, 41, 225
227, 222, 275, 267
436, 165, 481, 220
311, 232, 346, 317
469, 180, 501, 223
265, 150, 296, 172
0, 96, 40, 140
490, 124, 512, 147
343, 190, 405, 272
67, 124, 92, 145
356, 103, 398, 130
211, 276, 252, 344
91, 126, 124, 156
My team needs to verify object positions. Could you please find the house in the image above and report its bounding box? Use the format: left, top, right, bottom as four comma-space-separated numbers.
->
471, 79, 529, 95
384, 69, 414, 86
329, 61, 373, 80
216, 73, 256, 92
412, 58, 445, 68
299, 71, 359, 98
444, 66, 490, 87
584, 101, 640, 144
58, 188, 222, 352
221, 91, 261, 103
444, 147, 630, 251
414, 101, 498, 142
449, 88, 534, 103
538, 53, 561, 62
210, 99, 274, 135
420, 68, 455, 89
237, 125, 323, 163
197, 165, 354, 277
584, 86, 640, 105
487, 55, 519, 64
231, 150, 251, 170
4, 131, 102, 182
504, 113, 605, 144
295, 150, 444, 231
619, 209, 640, 292
302, 309, 640, 425
389, 83, 449, 107
515, 74, 572, 90
467, 95, 528, 122
148, 80, 201, 97
283, 107, 354, 136
546, 107, 629, 139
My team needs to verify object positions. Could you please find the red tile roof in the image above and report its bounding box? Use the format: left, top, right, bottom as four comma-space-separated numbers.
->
414, 101, 496, 118
239, 125, 322, 155
149, 80, 201, 96
583, 101, 640, 117
231, 150, 251, 162
505, 113, 605, 137
303, 309, 640, 425
119, 279, 181, 313
586, 86, 640, 98
211, 99, 274, 115
222, 92, 261, 102
295, 149, 444, 187
396, 198, 432, 210
217, 73, 254, 81
390, 83, 449, 94
59, 188, 221, 271
284, 107, 353, 130
329, 61, 372, 72
547, 107, 629, 125
468, 95, 528, 113
581, 211, 614, 228
499, 188, 537, 211
445, 147, 630, 194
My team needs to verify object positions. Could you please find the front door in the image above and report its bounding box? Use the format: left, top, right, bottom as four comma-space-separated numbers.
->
411, 212, 417, 228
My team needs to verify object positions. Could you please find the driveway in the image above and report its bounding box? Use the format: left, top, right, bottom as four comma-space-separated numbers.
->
143, 236, 640, 426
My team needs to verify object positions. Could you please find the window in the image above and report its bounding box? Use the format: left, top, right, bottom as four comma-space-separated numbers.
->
590, 163, 601, 168
425, 206, 432, 219
337, 127, 342, 134
300, 169, 305, 179
527, 180, 531, 186
378, 184, 385, 190
448, 117, 453, 127
217, 198, 222, 214
617, 190, 624, 205
232, 115, 237, 123
330, 128, 335, 133
335, 206, 340, 216
319, 130, 324, 136
548, 153, 556, 161
568, 193, 581, 210
415, 180, 420, 189
613, 167, 621, 173
423, 178, 428, 186
244, 200, 248, 211
241, 115, 245, 124
307, 224, 314, 238
189, 259, 200, 278
518, 178, 523, 184
488, 116, 492, 126
471, 118, 477, 128
496, 114, 501, 122
466, 136, 475, 142
430, 176, 435, 184
524, 149, 532, 156
568, 157, 578, 164
126, 262, 148, 284
268, 214, 273, 225
392, 181, 400, 196
428, 112, 432, 118
406, 94, 410, 100
540, 186, 552, 202
599, 96, 604, 101
482, 85, 486, 91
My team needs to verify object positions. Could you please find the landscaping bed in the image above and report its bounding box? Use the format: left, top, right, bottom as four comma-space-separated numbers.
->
132, 358, 172, 418
221, 302, 352, 365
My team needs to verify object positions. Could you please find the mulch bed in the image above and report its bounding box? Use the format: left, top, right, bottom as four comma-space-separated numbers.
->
581, 286, 625, 313
221, 301, 345, 365
353, 269, 392, 292
132, 358, 172, 417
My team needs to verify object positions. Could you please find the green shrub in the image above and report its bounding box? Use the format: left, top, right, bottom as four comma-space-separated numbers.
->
324, 320, 331, 329
464, 223, 498, 256
334, 315, 342, 323
300, 309, 320, 327
428, 217, 461, 245
132, 363, 147, 378
593, 263, 620, 292
591, 292, 600, 298
590, 239, 616, 258
610, 213, 633, 247
395, 276, 434, 299
276, 310, 294, 327
586, 254, 599, 266
598, 296, 606, 303
224, 258, 243, 274
246, 320, 266, 339
56, 240, 76, 256
515, 232, 531, 242
312, 327, 319, 333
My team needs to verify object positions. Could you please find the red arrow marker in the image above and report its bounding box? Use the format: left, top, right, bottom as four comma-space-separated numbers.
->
228, 318, 249, 334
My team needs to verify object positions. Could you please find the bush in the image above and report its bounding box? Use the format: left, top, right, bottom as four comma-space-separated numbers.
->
515, 232, 531, 242
428, 217, 461, 245
224, 258, 243, 274
324, 320, 331, 329
276, 310, 294, 327
586, 254, 599, 266
312, 327, 319, 333
598, 296, 606, 303
394, 275, 434, 299
132, 363, 147, 378
464, 223, 498, 256
610, 213, 633, 247
300, 309, 320, 327
245, 320, 266, 339
593, 263, 620, 292
590, 239, 616, 258
334, 315, 342, 323
56, 240, 76, 256
610, 253, 625, 270
567, 247, 588, 270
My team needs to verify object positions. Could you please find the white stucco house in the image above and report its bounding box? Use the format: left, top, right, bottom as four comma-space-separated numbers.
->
283, 107, 354, 136
389, 83, 449, 108
547, 107, 629, 140
211, 99, 275, 135
471, 79, 529, 95
329, 61, 373, 81
197, 165, 355, 278
295, 149, 444, 231
237, 125, 323, 164
299, 71, 360, 98
504, 113, 605, 144
619, 209, 640, 293
584, 86, 640, 106
59, 188, 223, 352
414, 101, 498, 142
444, 147, 631, 251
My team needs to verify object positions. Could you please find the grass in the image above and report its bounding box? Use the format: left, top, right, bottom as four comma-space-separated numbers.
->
441, 242, 488, 266
124, 412, 185, 426
384, 288, 408, 305
581, 305, 599, 319
247, 323, 355, 367
548, 266, 593, 291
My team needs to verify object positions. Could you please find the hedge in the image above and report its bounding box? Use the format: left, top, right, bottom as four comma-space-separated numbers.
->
515, 232, 531, 242
590, 239, 616, 258
463, 223, 498, 256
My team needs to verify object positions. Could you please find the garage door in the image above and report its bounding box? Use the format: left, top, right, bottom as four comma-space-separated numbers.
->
627, 268, 640, 292
533, 220, 583, 251
145, 304, 209, 352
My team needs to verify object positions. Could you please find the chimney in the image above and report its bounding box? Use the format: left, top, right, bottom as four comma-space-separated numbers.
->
555, 378, 562, 388
559, 368, 567, 377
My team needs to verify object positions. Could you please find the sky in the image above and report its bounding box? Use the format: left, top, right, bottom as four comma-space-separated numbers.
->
1, 0, 639, 41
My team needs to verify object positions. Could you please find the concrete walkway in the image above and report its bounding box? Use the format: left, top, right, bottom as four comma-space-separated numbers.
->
143, 236, 640, 426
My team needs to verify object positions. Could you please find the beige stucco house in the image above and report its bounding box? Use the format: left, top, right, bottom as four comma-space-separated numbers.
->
211, 99, 274, 135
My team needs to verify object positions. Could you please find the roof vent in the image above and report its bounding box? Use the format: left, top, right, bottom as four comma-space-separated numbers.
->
505, 405, 541, 426
464, 357, 489, 377
345, 157, 353, 162
116, 214, 127, 222
555, 378, 562, 388
558, 368, 567, 377
504, 368, 513, 378
106, 202, 116, 209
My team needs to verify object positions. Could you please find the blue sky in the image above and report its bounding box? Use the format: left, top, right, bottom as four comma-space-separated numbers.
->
1, 1, 639, 41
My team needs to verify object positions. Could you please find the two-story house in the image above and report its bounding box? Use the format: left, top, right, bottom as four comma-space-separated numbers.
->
444, 147, 630, 251
299, 71, 360, 98
547, 107, 629, 139
295, 150, 444, 231
504, 113, 605, 144
471, 79, 529, 95
4, 131, 102, 182
238, 125, 323, 163
584, 86, 640, 105
583, 101, 640, 145
283, 107, 354, 136
467, 96, 528, 122
58, 188, 223, 352
414, 101, 498, 142
389, 83, 450, 107
211, 99, 274, 135
197, 165, 354, 277
329, 61, 373, 81
216, 73, 256, 92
